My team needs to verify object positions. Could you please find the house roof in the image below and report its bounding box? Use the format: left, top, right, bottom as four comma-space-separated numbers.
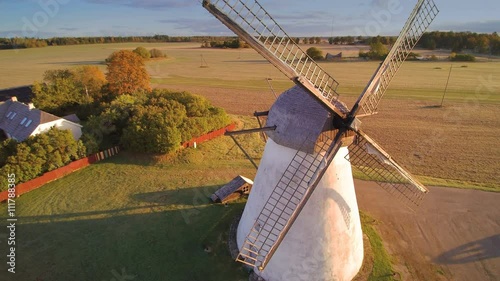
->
0, 98, 80, 141
63, 114, 81, 124
0, 86, 32, 103
212, 175, 254, 202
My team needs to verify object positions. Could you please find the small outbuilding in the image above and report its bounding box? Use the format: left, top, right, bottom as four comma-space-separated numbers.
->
210, 175, 254, 203
325, 52, 343, 61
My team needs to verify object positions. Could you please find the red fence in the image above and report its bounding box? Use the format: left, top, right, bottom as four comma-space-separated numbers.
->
0, 146, 120, 202
0, 123, 234, 202
182, 123, 236, 148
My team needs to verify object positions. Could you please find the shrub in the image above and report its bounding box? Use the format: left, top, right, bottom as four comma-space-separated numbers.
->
208, 39, 244, 49
450, 53, 476, 62
150, 48, 166, 58
91, 90, 230, 155
121, 103, 185, 154
133, 46, 151, 59
0, 128, 86, 190
306, 47, 324, 60
358, 42, 388, 60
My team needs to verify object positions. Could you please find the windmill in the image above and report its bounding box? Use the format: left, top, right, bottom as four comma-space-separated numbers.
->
202, 0, 439, 280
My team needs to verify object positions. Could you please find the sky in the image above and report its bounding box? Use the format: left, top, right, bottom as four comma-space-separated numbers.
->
0, 0, 499, 38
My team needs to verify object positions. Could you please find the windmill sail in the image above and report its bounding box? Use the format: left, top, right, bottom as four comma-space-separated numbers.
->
348, 132, 428, 206
202, 0, 438, 273
202, 0, 348, 117
353, 0, 439, 116
237, 136, 343, 270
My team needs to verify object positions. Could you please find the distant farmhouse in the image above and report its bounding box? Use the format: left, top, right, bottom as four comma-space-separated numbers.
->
0, 97, 82, 141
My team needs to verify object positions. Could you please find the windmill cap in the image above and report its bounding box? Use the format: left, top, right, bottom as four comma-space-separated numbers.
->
265, 86, 337, 153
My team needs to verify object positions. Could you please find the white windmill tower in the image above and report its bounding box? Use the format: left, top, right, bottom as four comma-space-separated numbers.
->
202, 0, 439, 280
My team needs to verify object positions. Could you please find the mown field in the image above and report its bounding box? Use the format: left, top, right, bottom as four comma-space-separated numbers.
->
0, 42, 498, 190
0, 117, 395, 281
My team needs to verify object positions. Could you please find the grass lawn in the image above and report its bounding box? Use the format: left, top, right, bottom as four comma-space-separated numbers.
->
0, 117, 262, 280
0, 43, 500, 188
0, 42, 498, 190
360, 212, 396, 281
0, 123, 394, 281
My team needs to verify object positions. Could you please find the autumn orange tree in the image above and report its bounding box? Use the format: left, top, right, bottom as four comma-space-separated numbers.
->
32, 66, 108, 116
106, 50, 151, 96
72, 65, 106, 100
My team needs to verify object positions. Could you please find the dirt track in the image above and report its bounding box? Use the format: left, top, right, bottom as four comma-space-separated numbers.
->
355, 180, 500, 281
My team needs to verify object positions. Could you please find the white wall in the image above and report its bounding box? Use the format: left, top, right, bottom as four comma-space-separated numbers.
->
237, 138, 364, 281
31, 119, 82, 140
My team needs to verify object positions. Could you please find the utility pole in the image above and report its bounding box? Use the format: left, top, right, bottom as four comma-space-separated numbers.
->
440, 64, 453, 107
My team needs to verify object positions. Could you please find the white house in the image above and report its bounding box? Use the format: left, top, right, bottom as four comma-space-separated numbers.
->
0, 97, 82, 141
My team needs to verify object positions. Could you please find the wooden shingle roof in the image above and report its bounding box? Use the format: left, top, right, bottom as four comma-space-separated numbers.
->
211, 175, 254, 203
0, 99, 75, 141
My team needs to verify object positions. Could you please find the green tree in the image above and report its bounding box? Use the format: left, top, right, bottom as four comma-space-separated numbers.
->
0, 128, 84, 188
369, 41, 389, 60
2, 143, 44, 183
106, 50, 151, 96
31, 69, 83, 115
36, 127, 84, 170
31, 67, 106, 116
133, 46, 151, 59
149, 89, 211, 117
0, 139, 17, 167
306, 47, 324, 60
476, 36, 490, 54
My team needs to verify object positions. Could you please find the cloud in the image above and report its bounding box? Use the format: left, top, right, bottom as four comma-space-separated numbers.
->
157, 17, 233, 35
0, 30, 59, 38
84, 0, 196, 10
59, 27, 80, 31
431, 20, 500, 33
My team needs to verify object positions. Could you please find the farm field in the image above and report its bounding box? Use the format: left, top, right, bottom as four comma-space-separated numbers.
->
0, 119, 395, 281
0, 42, 498, 190
0, 43, 499, 281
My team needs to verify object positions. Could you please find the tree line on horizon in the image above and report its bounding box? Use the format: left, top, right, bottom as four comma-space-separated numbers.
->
0, 35, 231, 49
1, 32, 498, 55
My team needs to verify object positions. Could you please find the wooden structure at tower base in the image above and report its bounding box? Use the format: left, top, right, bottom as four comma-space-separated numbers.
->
211, 175, 254, 203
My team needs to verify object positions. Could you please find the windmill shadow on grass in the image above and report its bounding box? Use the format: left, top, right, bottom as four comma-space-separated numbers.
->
17, 186, 224, 225
8, 202, 247, 281
131, 185, 221, 206
434, 234, 500, 264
